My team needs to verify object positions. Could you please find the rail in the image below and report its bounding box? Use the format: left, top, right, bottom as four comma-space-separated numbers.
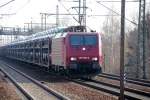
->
0, 61, 69, 100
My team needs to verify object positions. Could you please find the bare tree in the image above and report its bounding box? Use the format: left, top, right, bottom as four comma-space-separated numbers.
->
102, 8, 120, 74
125, 5, 150, 78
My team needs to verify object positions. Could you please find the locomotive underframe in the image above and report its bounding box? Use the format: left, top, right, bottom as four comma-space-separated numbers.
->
68, 61, 101, 75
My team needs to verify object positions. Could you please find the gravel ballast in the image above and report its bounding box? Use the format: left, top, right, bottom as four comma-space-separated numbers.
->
1, 58, 118, 100
0, 72, 21, 100
45, 79, 118, 100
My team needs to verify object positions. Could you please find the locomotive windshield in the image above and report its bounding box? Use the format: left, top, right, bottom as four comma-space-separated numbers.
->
70, 35, 97, 46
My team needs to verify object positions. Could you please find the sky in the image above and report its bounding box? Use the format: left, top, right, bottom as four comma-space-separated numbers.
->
0, 0, 147, 32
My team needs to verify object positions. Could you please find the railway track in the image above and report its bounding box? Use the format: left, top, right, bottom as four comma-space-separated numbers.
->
0, 68, 33, 100
102, 73, 150, 83
98, 73, 150, 87
1, 58, 149, 100
1, 58, 119, 100
71, 78, 150, 100
0, 61, 69, 100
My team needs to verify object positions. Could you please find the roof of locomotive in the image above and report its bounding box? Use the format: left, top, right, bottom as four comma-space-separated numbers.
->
67, 32, 99, 35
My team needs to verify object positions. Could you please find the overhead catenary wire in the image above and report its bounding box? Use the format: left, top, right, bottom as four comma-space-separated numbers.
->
58, 0, 79, 24
0, 13, 16, 16
0, 0, 30, 18
13, 0, 31, 14
97, 0, 139, 2
58, 0, 119, 31
96, 1, 138, 25
0, 0, 15, 8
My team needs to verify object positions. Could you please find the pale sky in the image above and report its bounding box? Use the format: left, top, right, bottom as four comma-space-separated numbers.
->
0, 0, 147, 32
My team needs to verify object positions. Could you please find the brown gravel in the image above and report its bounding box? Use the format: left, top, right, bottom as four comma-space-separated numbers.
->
95, 76, 150, 93
0, 73, 21, 100
44, 76, 118, 100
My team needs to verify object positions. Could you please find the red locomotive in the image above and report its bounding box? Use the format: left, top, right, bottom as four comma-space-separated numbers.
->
0, 26, 102, 77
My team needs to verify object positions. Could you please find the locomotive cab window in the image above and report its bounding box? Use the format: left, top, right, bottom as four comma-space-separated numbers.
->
70, 35, 97, 46
84, 35, 97, 45
70, 35, 83, 45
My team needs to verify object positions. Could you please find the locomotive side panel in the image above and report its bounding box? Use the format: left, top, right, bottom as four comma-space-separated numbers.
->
98, 33, 103, 65
51, 37, 66, 67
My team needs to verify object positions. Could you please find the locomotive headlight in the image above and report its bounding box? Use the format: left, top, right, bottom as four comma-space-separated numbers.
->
70, 57, 77, 61
92, 57, 98, 61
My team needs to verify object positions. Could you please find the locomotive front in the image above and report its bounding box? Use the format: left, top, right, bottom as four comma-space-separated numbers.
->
66, 32, 102, 76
